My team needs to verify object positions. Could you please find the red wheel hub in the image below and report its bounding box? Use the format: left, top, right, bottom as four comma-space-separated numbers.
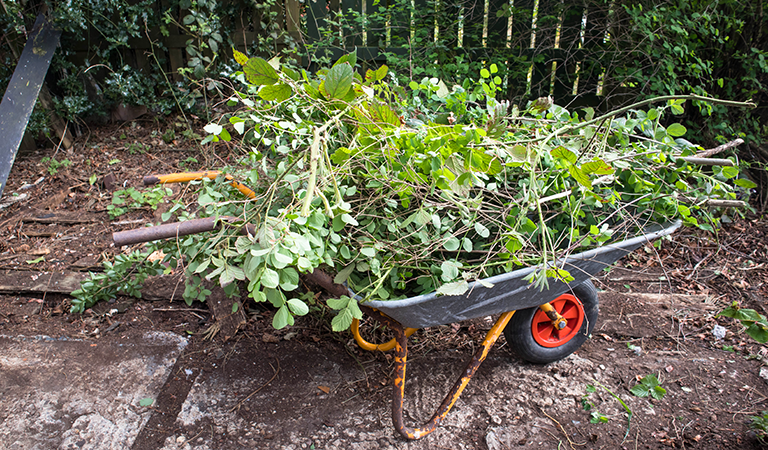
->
532, 294, 585, 348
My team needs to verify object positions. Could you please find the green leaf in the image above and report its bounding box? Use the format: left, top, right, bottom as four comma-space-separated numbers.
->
26, 256, 45, 264
642, 374, 659, 386
324, 63, 354, 99
233, 48, 249, 65
551, 146, 577, 164
279, 267, 300, 291
331, 308, 354, 332
271, 251, 293, 269
365, 102, 401, 128
259, 83, 293, 102
333, 51, 357, 69
326, 296, 350, 310
443, 236, 460, 251
568, 165, 592, 189
261, 267, 280, 289
244, 57, 279, 85
734, 178, 757, 189
375, 65, 388, 81
474, 222, 490, 238
265, 288, 286, 308
720, 166, 739, 179
436, 280, 469, 296
746, 323, 768, 343
334, 264, 355, 284
651, 385, 667, 400
139, 398, 154, 407
629, 384, 649, 397
287, 298, 309, 316
231, 301, 240, 313
440, 260, 460, 282
273, 304, 291, 329
581, 159, 613, 175
666, 123, 687, 137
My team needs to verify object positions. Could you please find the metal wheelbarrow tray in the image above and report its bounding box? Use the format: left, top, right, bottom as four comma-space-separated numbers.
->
363, 220, 682, 329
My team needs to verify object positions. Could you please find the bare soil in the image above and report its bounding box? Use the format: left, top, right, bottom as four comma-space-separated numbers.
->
1, 118, 768, 449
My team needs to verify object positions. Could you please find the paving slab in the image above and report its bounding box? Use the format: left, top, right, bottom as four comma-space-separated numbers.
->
0, 331, 188, 450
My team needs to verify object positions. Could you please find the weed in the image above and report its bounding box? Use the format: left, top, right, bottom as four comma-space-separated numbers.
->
718, 301, 768, 343
178, 156, 199, 169
107, 186, 172, 219
750, 411, 768, 445
40, 157, 71, 175
630, 374, 666, 400
581, 385, 610, 424
70, 250, 165, 313
585, 382, 633, 442
126, 142, 148, 155
162, 128, 176, 143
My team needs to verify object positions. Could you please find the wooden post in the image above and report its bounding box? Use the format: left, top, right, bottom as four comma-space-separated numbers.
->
553, 1, 584, 102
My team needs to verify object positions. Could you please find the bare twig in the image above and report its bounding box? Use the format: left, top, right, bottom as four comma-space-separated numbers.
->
540, 408, 586, 449
695, 138, 745, 159
229, 358, 280, 413
678, 157, 735, 167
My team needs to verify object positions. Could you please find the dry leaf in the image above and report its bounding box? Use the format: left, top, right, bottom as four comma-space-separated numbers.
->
147, 250, 165, 262
317, 385, 331, 394
262, 333, 280, 344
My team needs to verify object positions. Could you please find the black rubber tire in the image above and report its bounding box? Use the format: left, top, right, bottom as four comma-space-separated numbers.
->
504, 280, 599, 364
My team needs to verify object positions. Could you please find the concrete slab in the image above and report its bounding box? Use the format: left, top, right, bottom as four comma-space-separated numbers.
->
0, 331, 187, 450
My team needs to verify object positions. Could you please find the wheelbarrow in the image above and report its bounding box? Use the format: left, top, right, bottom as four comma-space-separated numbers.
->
113, 172, 682, 440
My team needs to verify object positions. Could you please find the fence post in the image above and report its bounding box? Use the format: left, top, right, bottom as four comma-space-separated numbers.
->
552, 1, 584, 102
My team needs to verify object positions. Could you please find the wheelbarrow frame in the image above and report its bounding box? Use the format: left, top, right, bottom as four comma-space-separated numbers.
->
346, 220, 680, 439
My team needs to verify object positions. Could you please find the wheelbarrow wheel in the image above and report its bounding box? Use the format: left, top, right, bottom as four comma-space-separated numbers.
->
504, 280, 599, 364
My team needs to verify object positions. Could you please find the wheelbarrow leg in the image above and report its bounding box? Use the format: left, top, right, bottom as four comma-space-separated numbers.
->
362, 306, 514, 440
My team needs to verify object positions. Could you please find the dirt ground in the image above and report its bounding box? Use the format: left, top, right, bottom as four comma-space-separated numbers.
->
1, 118, 768, 449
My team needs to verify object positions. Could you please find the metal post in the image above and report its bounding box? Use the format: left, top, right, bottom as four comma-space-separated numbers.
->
0, 14, 61, 197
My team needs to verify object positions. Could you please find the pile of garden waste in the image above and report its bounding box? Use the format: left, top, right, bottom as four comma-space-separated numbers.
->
112, 53, 758, 330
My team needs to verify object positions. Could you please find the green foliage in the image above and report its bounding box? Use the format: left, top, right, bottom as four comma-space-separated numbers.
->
718, 301, 768, 343
581, 385, 610, 424
0, 0, 298, 126
615, 0, 768, 144
629, 374, 666, 400
107, 186, 172, 219
750, 411, 768, 445
40, 157, 71, 175
588, 382, 634, 441
70, 250, 165, 313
